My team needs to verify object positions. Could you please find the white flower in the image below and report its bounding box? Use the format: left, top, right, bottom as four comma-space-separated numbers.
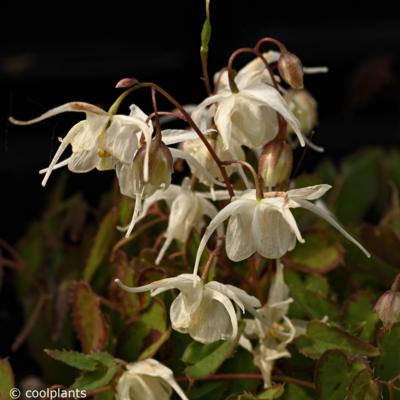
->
192, 69, 305, 150
240, 263, 305, 388
115, 273, 261, 344
116, 358, 188, 400
123, 178, 222, 264
10, 102, 152, 186
193, 184, 370, 276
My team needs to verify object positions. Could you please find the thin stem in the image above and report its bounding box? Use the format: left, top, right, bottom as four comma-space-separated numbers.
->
151, 87, 162, 140
201, 238, 223, 281
227, 47, 254, 93
222, 159, 263, 200
254, 37, 288, 54
112, 82, 235, 198
201, 50, 212, 96
175, 373, 315, 389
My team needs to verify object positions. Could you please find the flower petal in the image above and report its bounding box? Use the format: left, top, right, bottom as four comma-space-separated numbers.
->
8, 101, 107, 126
169, 148, 225, 187
214, 96, 235, 149
252, 201, 297, 259
225, 205, 256, 261
193, 199, 254, 278
287, 184, 331, 201
296, 199, 371, 257
242, 84, 305, 146
191, 94, 227, 126
187, 288, 238, 343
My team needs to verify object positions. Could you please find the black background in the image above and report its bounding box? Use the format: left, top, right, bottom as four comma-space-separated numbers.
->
1, 0, 400, 377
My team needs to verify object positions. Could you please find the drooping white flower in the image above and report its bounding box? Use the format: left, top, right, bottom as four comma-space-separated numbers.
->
116, 135, 226, 238
122, 177, 223, 264
193, 184, 370, 276
115, 273, 261, 344
116, 358, 188, 400
240, 263, 305, 388
10, 102, 153, 186
192, 69, 305, 151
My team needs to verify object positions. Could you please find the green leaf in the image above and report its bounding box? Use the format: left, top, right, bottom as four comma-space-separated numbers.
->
72, 282, 108, 353
70, 364, 118, 391
184, 324, 244, 379
257, 385, 285, 399
0, 359, 15, 400
189, 381, 226, 400
295, 321, 379, 359
44, 350, 104, 371
375, 323, 400, 381
290, 286, 338, 321
281, 384, 312, 400
334, 148, 383, 223
284, 231, 344, 274
315, 350, 367, 400
341, 291, 379, 341
84, 209, 117, 282
347, 369, 381, 400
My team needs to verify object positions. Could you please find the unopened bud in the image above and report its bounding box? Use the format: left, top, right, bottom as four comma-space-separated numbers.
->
285, 89, 318, 135
134, 139, 173, 190
375, 274, 400, 330
375, 290, 400, 330
259, 139, 293, 187
115, 77, 139, 89
278, 52, 304, 89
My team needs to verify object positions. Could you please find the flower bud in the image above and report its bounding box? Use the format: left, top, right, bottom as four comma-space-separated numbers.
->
134, 139, 173, 192
259, 139, 293, 187
278, 52, 304, 89
285, 89, 318, 135
374, 290, 400, 330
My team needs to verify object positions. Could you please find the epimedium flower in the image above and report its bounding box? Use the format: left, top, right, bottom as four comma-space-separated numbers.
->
193, 184, 370, 276
122, 177, 223, 264
115, 273, 261, 344
116, 358, 188, 400
116, 135, 226, 237
10, 102, 153, 186
239, 262, 306, 388
192, 66, 305, 151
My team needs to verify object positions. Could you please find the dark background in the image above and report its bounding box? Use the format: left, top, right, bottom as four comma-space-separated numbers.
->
1, 0, 400, 377
1, 0, 400, 243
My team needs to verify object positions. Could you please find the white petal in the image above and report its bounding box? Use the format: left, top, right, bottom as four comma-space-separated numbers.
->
125, 191, 143, 237
38, 157, 70, 174
9, 101, 107, 126
224, 284, 262, 310
296, 199, 371, 257
169, 148, 225, 187
68, 148, 99, 173
252, 201, 297, 259
303, 66, 329, 74
161, 129, 215, 145
214, 96, 235, 149
104, 115, 140, 163
287, 184, 331, 201
129, 104, 148, 121
40, 121, 85, 186
193, 199, 254, 278
155, 236, 174, 265
242, 84, 305, 146
191, 94, 227, 126
187, 288, 238, 343
125, 359, 188, 400
280, 207, 304, 243
268, 262, 290, 306
225, 205, 256, 261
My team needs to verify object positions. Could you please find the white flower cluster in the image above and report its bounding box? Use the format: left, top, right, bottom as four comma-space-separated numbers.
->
10, 38, 370, 396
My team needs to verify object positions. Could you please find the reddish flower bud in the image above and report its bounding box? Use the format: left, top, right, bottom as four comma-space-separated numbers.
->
375, 274, 400, 330
278, 52, 304, 89
259, 139, 293, 187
